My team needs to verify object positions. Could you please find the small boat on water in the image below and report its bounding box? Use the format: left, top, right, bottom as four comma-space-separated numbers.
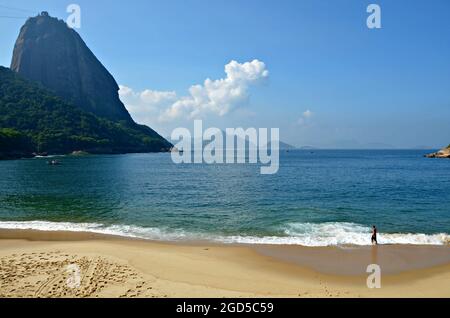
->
47, 160, 61, 166
33, 152, 48, 157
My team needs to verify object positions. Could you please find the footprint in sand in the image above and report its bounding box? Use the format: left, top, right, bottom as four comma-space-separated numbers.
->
0, 251, 155, 298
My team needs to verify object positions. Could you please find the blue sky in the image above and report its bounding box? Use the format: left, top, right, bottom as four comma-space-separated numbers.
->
1, 0, 449, 148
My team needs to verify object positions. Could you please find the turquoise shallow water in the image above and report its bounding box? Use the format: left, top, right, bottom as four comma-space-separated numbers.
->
0, 150, 449, 246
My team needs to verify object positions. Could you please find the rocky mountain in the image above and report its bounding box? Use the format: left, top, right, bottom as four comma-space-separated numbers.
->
10, 12, 132, 123
0, 67, 172, 159
1, 12, 173, 159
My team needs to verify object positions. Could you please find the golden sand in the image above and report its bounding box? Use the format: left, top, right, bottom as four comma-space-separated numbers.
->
0, 229, 449, 298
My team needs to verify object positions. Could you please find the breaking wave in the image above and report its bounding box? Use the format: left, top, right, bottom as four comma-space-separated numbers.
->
0, 220, 448, 246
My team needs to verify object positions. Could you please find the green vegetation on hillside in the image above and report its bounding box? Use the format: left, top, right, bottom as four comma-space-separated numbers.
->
0, 128, 34, 159
0, 67, 171, 159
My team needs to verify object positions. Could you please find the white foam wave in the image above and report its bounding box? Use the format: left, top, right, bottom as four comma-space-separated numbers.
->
223, 222, 449, 246
0, 221, 195, 241
0, 220, 447, 246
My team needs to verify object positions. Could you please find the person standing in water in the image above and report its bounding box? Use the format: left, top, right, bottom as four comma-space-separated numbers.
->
371, 225, 378, 245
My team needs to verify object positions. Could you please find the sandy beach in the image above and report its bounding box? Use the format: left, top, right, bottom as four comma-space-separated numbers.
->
0, 229, 449, 298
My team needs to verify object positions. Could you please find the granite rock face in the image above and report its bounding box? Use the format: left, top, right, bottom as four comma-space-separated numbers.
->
11, 12, 133, 123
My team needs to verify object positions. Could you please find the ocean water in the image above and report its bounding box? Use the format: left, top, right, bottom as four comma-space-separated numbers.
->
0, 150, 449, 246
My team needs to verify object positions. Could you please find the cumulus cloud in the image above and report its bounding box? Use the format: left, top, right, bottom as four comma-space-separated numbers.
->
297, 109, 314, 126
303, 110, 313, 118
119, 86, 176, 113
119, 59, 269, 124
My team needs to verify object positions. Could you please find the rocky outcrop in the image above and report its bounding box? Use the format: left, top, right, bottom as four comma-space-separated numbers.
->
10, 12, 132, 123
6, 12, 172, 155
1, 64, 171, 157
425, 146, 450, 158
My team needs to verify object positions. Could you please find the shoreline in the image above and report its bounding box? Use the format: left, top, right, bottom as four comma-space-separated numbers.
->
1, 228, 449, 275
0, 228, 449, 298
0, 220, 447, 246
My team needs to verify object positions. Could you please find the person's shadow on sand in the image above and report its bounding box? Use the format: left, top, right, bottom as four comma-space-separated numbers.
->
371, 244, 379, 265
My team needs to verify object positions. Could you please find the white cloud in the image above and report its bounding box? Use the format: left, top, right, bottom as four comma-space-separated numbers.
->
303, 109, 313, 118
119, 59, 269, 124
297, 109, 314, 126
141, 90, 177, 106
119, 86, 176, 113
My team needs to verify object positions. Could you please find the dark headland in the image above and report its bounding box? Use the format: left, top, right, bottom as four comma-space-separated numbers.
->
0, 12, 172, 160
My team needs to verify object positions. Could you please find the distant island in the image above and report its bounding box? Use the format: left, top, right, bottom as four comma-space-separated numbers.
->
267, 141, 297, 150
0, 12, 171, 160
425, 145, 450, 158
